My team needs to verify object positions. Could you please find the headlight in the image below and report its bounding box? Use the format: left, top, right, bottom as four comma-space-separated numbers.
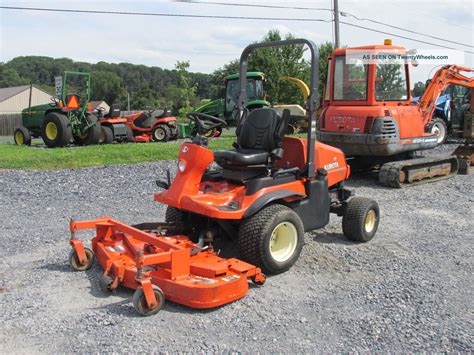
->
178, 160, 186, 173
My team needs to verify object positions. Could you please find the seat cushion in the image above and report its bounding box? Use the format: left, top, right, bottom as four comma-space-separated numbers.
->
214, 149, 270, 166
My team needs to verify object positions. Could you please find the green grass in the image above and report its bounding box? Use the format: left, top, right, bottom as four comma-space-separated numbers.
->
0, 139, 234, 170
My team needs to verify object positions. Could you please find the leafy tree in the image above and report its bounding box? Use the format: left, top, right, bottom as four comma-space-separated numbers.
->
90, 71, 126, 104
375, 64, 407, 100
318, 42, 335, 100
0, 66, 29, 87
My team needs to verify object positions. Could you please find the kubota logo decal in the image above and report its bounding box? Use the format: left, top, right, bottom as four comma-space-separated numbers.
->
181, 146, 189, 153
324, 162, 339, 170
331, 116, 355, 124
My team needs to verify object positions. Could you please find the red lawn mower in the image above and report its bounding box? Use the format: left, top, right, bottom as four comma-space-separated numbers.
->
123, 108, 179, 142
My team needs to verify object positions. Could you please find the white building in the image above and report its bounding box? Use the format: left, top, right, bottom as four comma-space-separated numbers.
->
0, 85, 52, 114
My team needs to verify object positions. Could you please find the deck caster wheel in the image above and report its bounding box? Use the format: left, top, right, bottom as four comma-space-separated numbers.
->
132, 285, 165, 316
251, 273, 266, 286
99, 274, 114, 293
68, 247, 94, 271
342, 197, 380, 242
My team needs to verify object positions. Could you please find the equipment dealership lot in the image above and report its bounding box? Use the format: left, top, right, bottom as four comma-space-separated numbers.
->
0, 143, 472, 353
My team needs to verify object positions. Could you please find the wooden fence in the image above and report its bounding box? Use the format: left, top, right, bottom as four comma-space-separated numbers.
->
0, 114, 22, 136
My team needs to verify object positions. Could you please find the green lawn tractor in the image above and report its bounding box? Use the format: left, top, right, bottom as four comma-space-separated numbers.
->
181, 72, 270, 137
14, 72, 100, 148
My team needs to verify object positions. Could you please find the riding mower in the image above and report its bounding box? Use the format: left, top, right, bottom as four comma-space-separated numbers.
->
96, 106, 132, 144
68, 39, 380, 316
123, 108, 179, 142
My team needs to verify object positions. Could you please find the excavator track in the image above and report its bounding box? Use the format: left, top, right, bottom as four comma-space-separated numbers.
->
379, 155, 459, 188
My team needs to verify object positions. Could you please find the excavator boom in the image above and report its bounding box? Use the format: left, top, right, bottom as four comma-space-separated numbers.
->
419, 65, 474, 125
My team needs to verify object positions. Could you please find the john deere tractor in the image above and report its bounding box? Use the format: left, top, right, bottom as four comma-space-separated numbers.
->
195, 71, 270, 126
14, 72, 100, 148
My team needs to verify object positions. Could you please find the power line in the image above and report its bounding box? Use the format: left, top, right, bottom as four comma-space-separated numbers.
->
0, 5, 332, 22
173, 0, 333, 12
1, 5, 472, 55
177, 0, 472, 49
340, 21, 474, 54
341, 11, 473, 49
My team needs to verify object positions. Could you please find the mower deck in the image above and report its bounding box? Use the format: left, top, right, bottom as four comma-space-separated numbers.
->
69, 218, 265, 314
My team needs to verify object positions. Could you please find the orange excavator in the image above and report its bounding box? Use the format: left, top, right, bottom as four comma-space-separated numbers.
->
318, 40, 474, 187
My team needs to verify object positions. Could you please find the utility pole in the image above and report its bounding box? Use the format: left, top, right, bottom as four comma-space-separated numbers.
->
127, 91, 131, 112
333, 0, 340, 48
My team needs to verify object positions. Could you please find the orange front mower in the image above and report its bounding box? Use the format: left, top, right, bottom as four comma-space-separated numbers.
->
68, 39, 380, 316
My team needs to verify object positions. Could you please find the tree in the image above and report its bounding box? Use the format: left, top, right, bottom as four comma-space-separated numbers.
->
90, 71, 126, 105
318, 42, 335, 100
245, 30, 310, 105
0, 66, 29, 87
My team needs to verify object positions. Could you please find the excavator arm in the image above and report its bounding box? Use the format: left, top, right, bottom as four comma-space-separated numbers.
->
419, 65, 474, 125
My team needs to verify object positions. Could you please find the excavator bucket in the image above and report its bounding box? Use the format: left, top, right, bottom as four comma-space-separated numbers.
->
68, 218, 265, 315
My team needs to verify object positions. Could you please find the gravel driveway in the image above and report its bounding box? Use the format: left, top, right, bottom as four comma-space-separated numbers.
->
0, 143, 472, 353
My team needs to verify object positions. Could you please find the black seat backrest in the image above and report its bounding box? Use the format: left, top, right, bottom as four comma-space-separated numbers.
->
237, 108, 289, 151
108, 105, 121, 118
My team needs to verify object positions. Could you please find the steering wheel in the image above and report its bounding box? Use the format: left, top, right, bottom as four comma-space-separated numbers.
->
49, 96, 60, 106
187, 112, 227, 136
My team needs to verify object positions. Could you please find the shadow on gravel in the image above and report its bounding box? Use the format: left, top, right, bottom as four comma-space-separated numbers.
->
311, 231, 356, 245
346, 171, 395, 190
38, 261, 72, 272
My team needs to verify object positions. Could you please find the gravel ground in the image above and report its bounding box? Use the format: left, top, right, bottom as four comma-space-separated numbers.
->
0, 143, 472, 353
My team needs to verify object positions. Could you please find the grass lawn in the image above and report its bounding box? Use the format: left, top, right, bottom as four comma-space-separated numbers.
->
0, 138, 234, 170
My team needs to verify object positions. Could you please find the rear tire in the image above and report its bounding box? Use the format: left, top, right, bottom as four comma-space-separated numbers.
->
427, 117, 447, 145
125, 125, 134, 142
74, 116, 100, 146
342, 197, 380, 242
152, 125, 170, 142
42, 112, 72, 148
238, 204, 304, 275
100, 125, 114, 144
14, 127, 31, 146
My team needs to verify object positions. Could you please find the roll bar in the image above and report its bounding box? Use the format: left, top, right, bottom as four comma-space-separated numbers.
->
238, 39, 320, 178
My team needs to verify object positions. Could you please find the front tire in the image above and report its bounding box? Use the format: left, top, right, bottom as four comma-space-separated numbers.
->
152, 125, 170, 142
238, 204, 304, 275
165, 206, 183, 224
427, 118, 447, 145
342, 197, 380, 242
14, 127, 31, 146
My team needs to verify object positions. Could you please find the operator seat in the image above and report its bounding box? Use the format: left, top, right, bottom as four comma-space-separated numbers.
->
134, 112, 153, 128
214, 108, 290, 173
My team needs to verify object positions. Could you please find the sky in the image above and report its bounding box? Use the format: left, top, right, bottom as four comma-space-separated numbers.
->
0, 0, 473, 87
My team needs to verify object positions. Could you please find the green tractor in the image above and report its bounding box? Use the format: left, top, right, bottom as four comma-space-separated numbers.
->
14, 71, 101, 148
188, 71, 270, 136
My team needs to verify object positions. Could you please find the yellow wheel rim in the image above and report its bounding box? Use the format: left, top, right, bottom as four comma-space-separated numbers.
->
365, 210, 377, 233
269, 222, 298, 262
45, 122, 58, 140
15, 131, 24, 145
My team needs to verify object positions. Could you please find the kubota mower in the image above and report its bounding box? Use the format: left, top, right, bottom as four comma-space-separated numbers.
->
123, 108, 179, 142
68, 39, 380, 316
